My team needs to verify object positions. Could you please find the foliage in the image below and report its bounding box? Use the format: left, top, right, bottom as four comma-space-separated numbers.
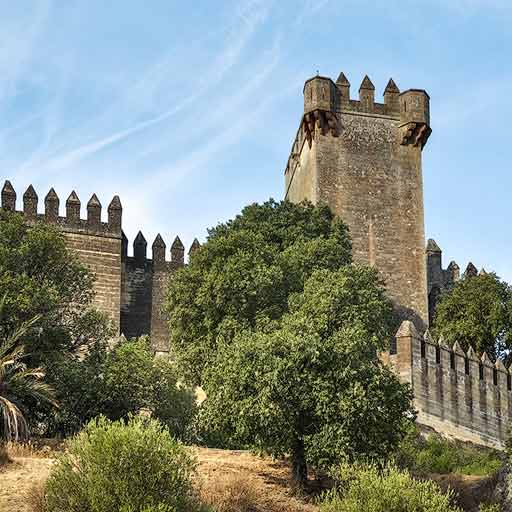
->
397, 427, 503, 476
166, 199, 352, 385
433, 272, 512, 361
0, 210, 112, 361
41, 337, 196, 438
320, 464, 462, 512
200, 266, 413, 482
0, 300, 57, 443
45, 416, 198, 512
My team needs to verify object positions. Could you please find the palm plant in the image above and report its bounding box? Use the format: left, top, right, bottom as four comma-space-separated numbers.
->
0, 297, 58, 459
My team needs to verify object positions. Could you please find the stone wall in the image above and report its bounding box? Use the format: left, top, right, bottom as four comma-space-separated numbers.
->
390, 320, 511, 448
0, 180, 199, 353
284, 72, 431, 330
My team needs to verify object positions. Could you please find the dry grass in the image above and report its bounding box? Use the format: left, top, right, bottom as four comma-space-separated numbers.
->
195, 448, 317, 512
24, 482, 48, 512
7, 440, 62, 459
0, 445, 317, 512
199, 472, 262, 512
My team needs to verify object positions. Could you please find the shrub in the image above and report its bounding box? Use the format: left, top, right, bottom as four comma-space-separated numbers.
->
397, 427, 503, 476
45, 416, 197, 512
321, 464, 462, 512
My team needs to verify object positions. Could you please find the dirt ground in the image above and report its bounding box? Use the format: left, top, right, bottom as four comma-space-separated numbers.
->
0, 446, 317, 512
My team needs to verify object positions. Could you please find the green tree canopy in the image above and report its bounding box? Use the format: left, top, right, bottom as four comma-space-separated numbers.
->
200, 267, 413, 484
167, 200, 413, 483
44, 337, 196, 439
166, 199, 352, 384
433, 272, 512, 360
0, 211, 111, 359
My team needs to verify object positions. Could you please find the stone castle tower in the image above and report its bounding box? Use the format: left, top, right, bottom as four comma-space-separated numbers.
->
284, 72, 431, 329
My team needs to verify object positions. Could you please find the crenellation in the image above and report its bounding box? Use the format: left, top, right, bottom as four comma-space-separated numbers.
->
107, 195, 122, 233
87, 194, 102, 227
393, 320, 512, 448
2, 180, 16, 211
358, 75, 375, 111
171, 236, 185, 265
133, 231, 147, 265
66, 191, 81, 224
44, 188, 59, 221
23, 185, 38, 218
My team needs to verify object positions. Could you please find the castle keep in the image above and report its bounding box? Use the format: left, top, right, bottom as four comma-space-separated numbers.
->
0, 181, 198, 354
0, 70, 507, 448
285, 73, 431, 330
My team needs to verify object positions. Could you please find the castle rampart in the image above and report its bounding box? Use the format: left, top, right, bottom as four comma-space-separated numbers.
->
1, 180, 199, 353
391, 320, 511, 448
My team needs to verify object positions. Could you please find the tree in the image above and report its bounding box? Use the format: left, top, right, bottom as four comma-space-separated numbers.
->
433, 272, 512, 361
166, 200, 352, 384
0, 210, 112, 360
43, 337, 196, 438
200, 267, 414, 484
0, 305, 57, 461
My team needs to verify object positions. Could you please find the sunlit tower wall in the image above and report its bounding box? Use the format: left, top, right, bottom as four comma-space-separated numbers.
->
284, 72, 432, 330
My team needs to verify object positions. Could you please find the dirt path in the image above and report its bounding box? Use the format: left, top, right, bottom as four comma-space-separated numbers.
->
0, 457, 54, 512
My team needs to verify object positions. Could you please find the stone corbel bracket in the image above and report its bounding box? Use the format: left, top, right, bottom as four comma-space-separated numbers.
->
302, 110, 340, 148
399, 122, 432, 149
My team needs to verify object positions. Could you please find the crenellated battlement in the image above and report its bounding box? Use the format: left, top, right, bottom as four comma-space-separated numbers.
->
122, 230, 200, 269
1, 180, 122, 238
1, 177, 201, 354
390, 321, 511, 448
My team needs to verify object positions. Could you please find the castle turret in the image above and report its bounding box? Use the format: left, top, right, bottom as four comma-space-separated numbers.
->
1, 181, 16, 211
303, 75, 335, 113
399, 89, 431, 148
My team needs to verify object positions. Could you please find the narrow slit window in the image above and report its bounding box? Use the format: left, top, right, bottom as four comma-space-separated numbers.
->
465, 358, 469, 375
493, 368, 498, 386
450, 352, 455, 370
420, 340, 426, 358
435, 346, 441, 364
479, 364, 484, 380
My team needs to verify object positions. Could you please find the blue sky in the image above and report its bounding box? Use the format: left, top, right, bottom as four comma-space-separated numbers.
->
1, 0, 510, 280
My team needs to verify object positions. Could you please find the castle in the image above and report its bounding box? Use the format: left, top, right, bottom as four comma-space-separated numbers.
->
1, 70, 509, 448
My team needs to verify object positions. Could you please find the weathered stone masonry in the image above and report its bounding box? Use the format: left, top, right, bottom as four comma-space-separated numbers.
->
285, 72, 431, 330
391, 320, 511, 448
0, 180, 199, 354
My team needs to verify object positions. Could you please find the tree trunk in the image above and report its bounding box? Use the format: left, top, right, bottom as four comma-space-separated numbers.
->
291, 440, 308, 487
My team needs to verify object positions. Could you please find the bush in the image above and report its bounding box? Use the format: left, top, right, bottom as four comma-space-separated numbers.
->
45, 416, 197, 512
43, 337, 196, 439
397, 427, 503, 476
321, 464, 461, 512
